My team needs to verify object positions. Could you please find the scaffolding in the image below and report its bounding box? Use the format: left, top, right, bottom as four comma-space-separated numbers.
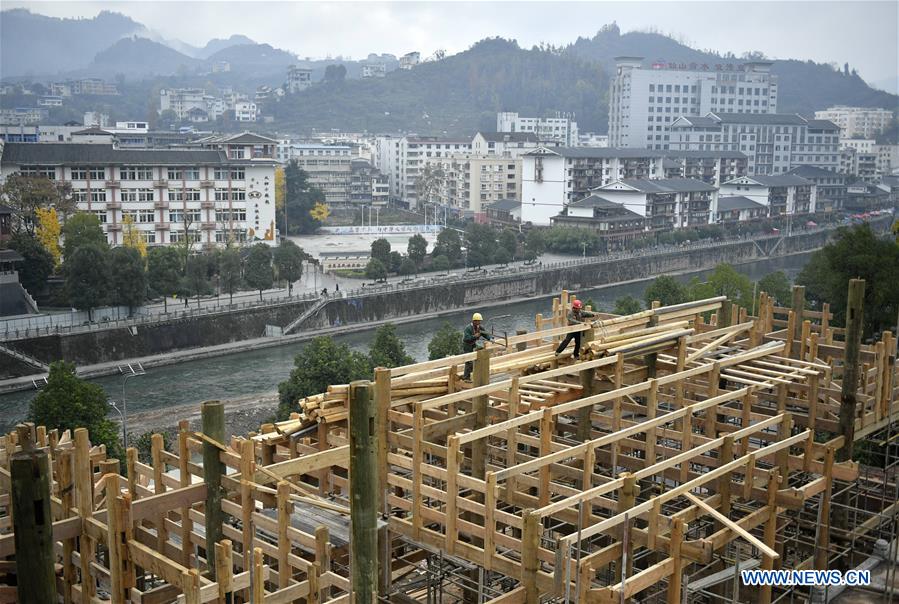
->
0, 286, 896, 603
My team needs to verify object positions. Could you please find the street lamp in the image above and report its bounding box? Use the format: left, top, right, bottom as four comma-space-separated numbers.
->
117, 362, 146, 449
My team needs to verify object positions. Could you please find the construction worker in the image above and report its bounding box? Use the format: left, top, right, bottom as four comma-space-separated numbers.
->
462, 312, 493, 381
555, 299, 596, 360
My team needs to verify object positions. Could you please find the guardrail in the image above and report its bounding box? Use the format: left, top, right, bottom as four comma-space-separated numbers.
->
0, 224, 844, 342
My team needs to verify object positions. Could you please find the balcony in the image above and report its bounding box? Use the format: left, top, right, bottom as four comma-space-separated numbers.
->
201, 200, 215, 209
153, 180, 168, 188
201, 222, 216, 230
155, 222, 170, 230
200, 180, 215, 188
105, 180, 120, 188
106, 200, 122, 209
154, 200, 169, 209
106, 223, 122, 232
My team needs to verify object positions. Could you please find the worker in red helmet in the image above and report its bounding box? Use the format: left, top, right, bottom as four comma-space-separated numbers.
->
555, 299, 596, 360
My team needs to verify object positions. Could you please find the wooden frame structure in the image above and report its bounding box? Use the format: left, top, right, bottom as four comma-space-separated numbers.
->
0, 288, 895, 603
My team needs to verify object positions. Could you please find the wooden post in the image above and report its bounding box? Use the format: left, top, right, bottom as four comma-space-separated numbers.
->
522, 510, 540, 604
645, 308, 660, 379
837, 279, 864, 462
151, 433, 167, 553
577, 325, 595, 441
107, 494, 125, 604
791, 285, 805, 342
315, 526, 330, 603
178, 420, 192, 568
215, 539, 234, 603
276, 481, 291, 589
516, 328, 528, 352
253, 547, 265, 601
759, 470, 780, 604
374, 367, 390, 516
615, 473, 637, 583
240, 438, 254, 575
719, 298, 733, 328
349, 380, 377, 604
59, 450, 75, 604
470, 347, 491, 480
74, 427, 96, 599
202, 400, 225, 579
815, 447, 835, 570
666, 519, 685, 604
10, 424, 56, 604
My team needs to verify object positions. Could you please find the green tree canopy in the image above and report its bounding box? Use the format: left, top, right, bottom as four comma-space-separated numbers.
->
613, 295, 643, 316
796, 224, 899, 337
407, 233, 428, 267
1, 174, 69, 236
273, 239, 304, 295
66, 244, 110, 320
218, 246, 242, 304
28, 361, 122, 460
244, 243, 274, 301
433, 228, 463, 266
371, 238, 391, 265
499, 230, 518, 259
147, 247, 181, 310
282, 160, 326, 235
523, 229, 546, 261
365, 258, 388, 282
398, 257, 416, 276
388, 251, 403, 273
432, 255, 451, 272
109, 246, 146, 314
277, 336, 372, 419
644, 275, 687, 308
428, 322, 464, 360
63, 212, 107, 260
493, 246, 512, 266
757, 271, 792, 306
705, 264, 754, 310
184, 254, 211, 307
544, 226, 600, 255
369, 324, 414, 368
7, 232, 54, 295
464, 223, 497, 268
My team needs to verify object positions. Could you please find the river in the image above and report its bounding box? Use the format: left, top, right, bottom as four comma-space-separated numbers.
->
0, 252, 813, 433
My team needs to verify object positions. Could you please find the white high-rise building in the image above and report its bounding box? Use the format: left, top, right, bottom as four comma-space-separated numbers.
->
286, 66, 313, 93
372, 135, 472, 207
814, 106, 894, 138
609, 57, 778, 149
496, 112, 579, 146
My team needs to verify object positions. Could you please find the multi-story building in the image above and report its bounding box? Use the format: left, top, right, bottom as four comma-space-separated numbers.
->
840, 138, 876, 154
362, 63, 387, 78
875, 144, 899, 176
424, 154, 521, 214
496, 111, 579, 146
718, 174, 816, 217
591, 178, 717, 231
83, 112, 110, 128
840, 146, 878, 182
37, 96, 64, 107
552, 195, 645, 249
471, 132, 539, 158
609, 57, 778, 149
71, 78, 118, 96
712, 195, 767, 223
578, 133, 609, 147
0, 135, 278, 247
284, 143, 353, 205
814, 106, 894, 138
286, 66, 313, 92
786, 165, 846, 211
520, 146, 747, 224
159, 88, 207, 121
349, 159, 389, 206
0, 108, 49, 125
372, 135, 472, 207
234, 101, 257, 123
399, 52, 420, 70
669, 113, 840, 174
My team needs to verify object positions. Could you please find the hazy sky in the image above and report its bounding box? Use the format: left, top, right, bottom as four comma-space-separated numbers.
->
7, 0, 899, 88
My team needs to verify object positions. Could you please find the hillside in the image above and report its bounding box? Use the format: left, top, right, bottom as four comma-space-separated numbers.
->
198, 35, 256, 59
270, 38, 608, 135
0, 9, 145, 76
90, 37, 203, 77
207, 43, 297, 74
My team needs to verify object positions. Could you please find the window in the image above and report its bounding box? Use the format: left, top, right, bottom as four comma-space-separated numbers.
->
215, 209, 247, 222
138, 209, 155, 223
141, 231, 156, 244
20, 165, 56, 179
169, 210, 201, 224
170, 230, 201, 243
168, 189, 201, 202
90, 191, 106, 203
213, 167, 246, 180
649, 84, 655, 92
92, 210, 107, 224
120, 166, 153, 180
72, 189, 88, 203
121, 189, 155, 203
167, 167, 201, 180
71, 167, 103, 180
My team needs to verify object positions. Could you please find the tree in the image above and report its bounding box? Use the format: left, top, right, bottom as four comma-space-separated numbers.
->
277, 336, 371, 419
283, 160, 326, 235
218, 247, 242, 304
273, 239, 304, 295
398, 257, 416, 276
613, 295, 642, 316
147, 247, 181, 311
388, 251, 403, 273
415, 164, 444, 206
369, 324, 414, 368
523, 229, 546, 262
365, 258, 388, 282
757, 271, 792, 306
323, 64, 347, 83
499, 229, 518, 260
407, 233, 428, 267
432, 255, 450, 272
370, 238, 391, 265
428, 322, 464, 360
1, 174, 65, 236
493, 247, 512, 266
274, 166, 286, 225
544, 226, 600, 255
29, 361, 122, 459
644, 275, 687, 308
309, 202, 330, 223
797, 224, 899, 337
706, 264, 754, 309
433, 228, 463, 266
121, 214, 147, 257
7, 232, 54, 295
244, 243, 274, 301
66, 244, 109, 320
34, 207, 61, 266
109, 246, 146, 315
62, 212, 107, 261
464, 223, 497, 268
184, 254, 210, 308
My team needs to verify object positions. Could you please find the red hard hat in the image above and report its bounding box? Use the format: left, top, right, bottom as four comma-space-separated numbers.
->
572, 300, 583, 309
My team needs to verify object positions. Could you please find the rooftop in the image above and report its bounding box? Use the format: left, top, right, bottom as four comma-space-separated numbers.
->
568, 194, 642, 216
0, 143, 272, 166
610, 177, 718, 193
710, 112, 808, 126
528, 146, 746, 160
476, 132, 539, 144
717, 195, 766, 212
740, 174, 813, 187
486, 198, 521, 212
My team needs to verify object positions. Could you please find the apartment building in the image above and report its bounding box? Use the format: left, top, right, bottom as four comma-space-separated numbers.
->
349, 159, 389, 206
519, 146, 747, 225
286, 66, 313, 92
591, 178, 717, 231
159, 88, 228, 122
0, 108, 49, 125
0, 136, 278, 248
234, 101, 258, 123
786, 165, 846, 211
669, 113, 840, 174
362, 63, 387, 78
718, 174, 816, 217
496, 112, 579, 146
372, 135, 472, 207
471, 132, 540, 158
552, 195, 646, 249
814, 106, 894, 138
840, 146, 878, 182
283, 143, 353, 205
424, 154, 521, 214
609, 57, 778, 149
400, 52, 421, 70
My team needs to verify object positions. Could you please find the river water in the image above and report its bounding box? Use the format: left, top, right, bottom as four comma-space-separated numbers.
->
0, 253, 813, 432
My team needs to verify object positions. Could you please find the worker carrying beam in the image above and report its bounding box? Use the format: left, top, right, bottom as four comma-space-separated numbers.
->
462, 312, 494, 382
555, 299, 596, 360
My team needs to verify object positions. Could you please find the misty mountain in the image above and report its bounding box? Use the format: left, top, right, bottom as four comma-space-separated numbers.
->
199, 35, 257, 59
0, 9, 146, 76
90, 37, 203, 78
207, 43, 297, 74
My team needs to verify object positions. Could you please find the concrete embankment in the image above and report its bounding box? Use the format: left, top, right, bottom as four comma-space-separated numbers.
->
0, 225, 855, 387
